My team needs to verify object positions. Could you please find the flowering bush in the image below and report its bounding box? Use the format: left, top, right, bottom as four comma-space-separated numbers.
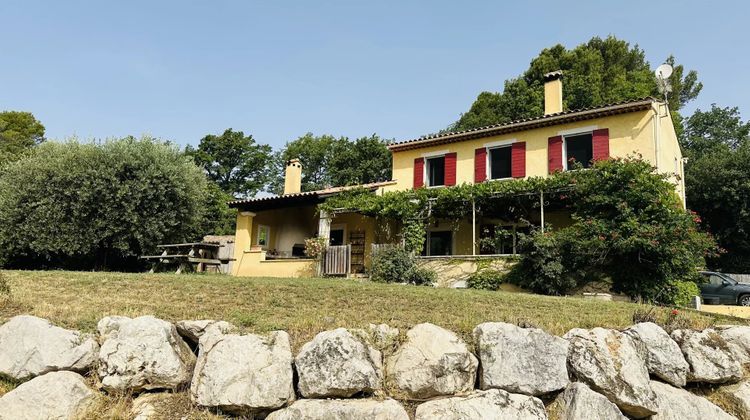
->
304, 237, 327, 259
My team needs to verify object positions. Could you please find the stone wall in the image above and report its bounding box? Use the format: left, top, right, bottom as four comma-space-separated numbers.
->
416, 255, 515, 288
1, 314, 750, 419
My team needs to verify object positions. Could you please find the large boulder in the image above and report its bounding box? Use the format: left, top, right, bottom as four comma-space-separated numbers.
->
625, 322, 689, 387
266, 398, 409, 420
650, 379, 734, 420
671, 328, 743, 384
386, 323, 478, 399
0, 315, 98, 380
97, 315, 196, 392
716, 325, 750, 365
564, 327, 657, 418
473, 322, 569, 395
550, 382, 627, 420
414, 389, 547, 420
175, 319, 235, 345
0, 371, 96, 420
190, 331, 295, 415
295, 328, 382, 398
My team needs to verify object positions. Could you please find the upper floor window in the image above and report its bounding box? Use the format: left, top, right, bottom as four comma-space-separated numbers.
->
489, 146, 512, 179
426, 156, 445, 187
564, 133, 593, 169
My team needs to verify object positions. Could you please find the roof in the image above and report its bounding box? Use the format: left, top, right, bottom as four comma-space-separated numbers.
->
388, 97, 657, 152
228, 180, 397, 211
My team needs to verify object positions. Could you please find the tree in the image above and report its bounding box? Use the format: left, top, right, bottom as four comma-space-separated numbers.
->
0, 137, 210, 270
186, 129, 272, 198
269, 133, 392, 194
451, 36, 702, 134
0, 111, 45, 163
682, 105, 750, 271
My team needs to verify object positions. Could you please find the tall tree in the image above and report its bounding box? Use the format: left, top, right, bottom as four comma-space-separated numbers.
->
682, 105, 750, 271
451, 36, 701, 133
269, 133, 392, 194
186, 129, 272, 198
0, 111, 45, 163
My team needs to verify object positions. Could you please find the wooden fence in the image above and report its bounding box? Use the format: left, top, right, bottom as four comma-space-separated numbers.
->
324, 244, 351, 276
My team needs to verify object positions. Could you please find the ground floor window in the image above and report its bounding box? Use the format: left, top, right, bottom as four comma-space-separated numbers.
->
425, 230, 452, 256
329, 228, 345, 246
479, 224, 529, 255
257, 225, 270, 248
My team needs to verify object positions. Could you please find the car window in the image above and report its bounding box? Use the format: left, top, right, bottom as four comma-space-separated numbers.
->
709, 275, 724, 286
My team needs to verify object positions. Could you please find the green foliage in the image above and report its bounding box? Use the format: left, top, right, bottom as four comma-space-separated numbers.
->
186, 128, 272, 197
505, 230, 575, 295
198, 182, 237, 236
0, 271, 10, 298
0, 137, 209, 270
467, 269, 504, 291
451, 36, 701, 132
0, 111, 45, 164
269, 133, 392, 193
682, 105, 750, 271
369, 246, 434, 285
666, 280, 701, 307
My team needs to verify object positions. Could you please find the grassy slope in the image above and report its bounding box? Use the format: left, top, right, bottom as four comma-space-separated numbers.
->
0, 270, 746, 418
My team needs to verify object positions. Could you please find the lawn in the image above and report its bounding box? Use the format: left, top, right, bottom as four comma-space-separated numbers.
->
0, 270, 744, 351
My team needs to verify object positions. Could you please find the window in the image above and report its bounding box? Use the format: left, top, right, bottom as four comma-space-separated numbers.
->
257, 225, 270, 248
708, 274, 724, 286
489, 146, 512, 179
329, 229, 345, 246
426, 156, 445, 187
425, 230, 452, 256
565, 133, 593, 169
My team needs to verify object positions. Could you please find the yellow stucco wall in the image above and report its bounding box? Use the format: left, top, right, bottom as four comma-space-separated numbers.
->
233, 249, 316, 278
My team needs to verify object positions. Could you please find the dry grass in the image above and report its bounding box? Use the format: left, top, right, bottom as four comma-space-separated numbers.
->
0, 270, 744, 353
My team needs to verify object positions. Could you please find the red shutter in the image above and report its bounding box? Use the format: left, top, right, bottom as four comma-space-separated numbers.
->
548, 135, 563, 173
474, 148, 487, 183
444, 152, 457, 186
511, 142, 526, 178
592, 128, 610, 161
413, 157, 424, 188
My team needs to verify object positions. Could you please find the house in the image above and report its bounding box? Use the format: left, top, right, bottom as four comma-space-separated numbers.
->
229, 71, 685, 278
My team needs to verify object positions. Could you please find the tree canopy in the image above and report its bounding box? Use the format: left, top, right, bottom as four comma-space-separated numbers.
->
0, 111, 45, 164
682, 105, 750, 272
186, 128, 273, 198
450, 36, 702, 133
0, 137, 210, 270
269, 133, 392, 193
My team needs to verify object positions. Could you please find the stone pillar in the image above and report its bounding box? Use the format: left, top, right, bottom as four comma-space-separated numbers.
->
318, 210, 331, 242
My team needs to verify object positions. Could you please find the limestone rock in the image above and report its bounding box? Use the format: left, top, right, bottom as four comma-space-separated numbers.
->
97, 315, 196, 392
130, 393, 171, 420
367, 323, 400, 350
473, 322, 569, 395
190, 331, 294, 415
266, 398, 409, 420
564, 327, 657, 418
175, 319, 235, 345
650, 379, 734, 420
713, 380, 750, 419
0, 371, 96, 420
0, 315, 98, 380
295, 328, 382, 398
414, 389, 547, 420
671, 328, 742, 384
625, 322, 689, 387
551, 382, 627, 420
716, 325, 750, 365
387, 323, 478, 399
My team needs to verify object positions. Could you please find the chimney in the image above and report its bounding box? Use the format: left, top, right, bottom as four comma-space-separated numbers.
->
284, 158, 302, 195
543, 70, 563, 115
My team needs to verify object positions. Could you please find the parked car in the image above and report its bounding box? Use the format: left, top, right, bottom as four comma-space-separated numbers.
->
699, 271, 750, 306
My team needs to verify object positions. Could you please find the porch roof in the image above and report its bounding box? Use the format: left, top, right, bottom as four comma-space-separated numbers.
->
228, 180, 396, 212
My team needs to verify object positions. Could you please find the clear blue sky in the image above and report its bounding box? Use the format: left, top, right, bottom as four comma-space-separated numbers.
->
1, 1, 747, 149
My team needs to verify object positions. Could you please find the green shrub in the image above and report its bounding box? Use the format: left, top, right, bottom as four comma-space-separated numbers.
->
664, 280, 701, 307
370, 247, 434, 285
0, 271, 9, 297
505, 230, 579, 295
467, 269, 504, 291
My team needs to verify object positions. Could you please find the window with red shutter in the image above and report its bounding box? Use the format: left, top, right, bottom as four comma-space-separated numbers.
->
511, 142, 526, 178
444, 152, 457, 186
413, 157, 424, 188
592, 128, 610, 161
474, 148, 487, 183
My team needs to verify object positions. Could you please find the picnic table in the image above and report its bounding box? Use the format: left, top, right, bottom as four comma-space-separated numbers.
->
140, 242, 224, 274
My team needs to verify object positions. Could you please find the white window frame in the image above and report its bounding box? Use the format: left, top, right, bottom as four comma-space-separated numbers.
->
562, 130, 596, 171
424, 155, 447, 188
486, 145, 514, 181
256, 224, 271, 249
